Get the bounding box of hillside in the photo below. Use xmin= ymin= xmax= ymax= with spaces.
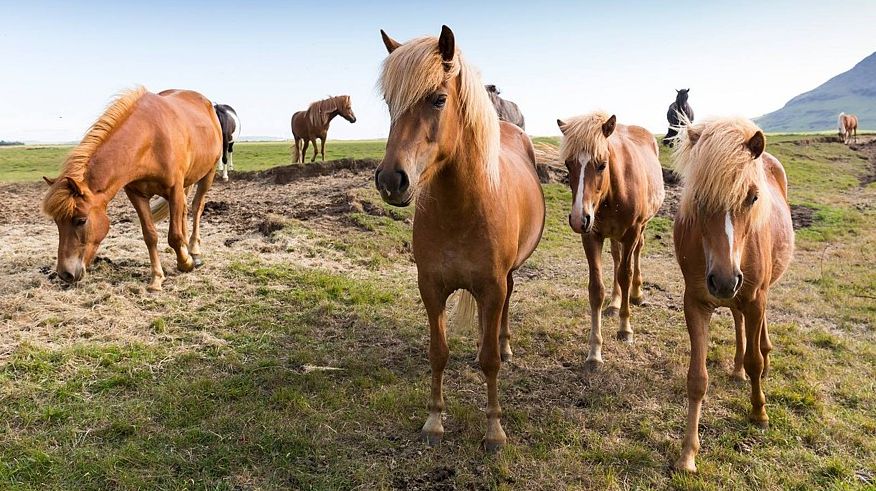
xmin=757 ymin=51 xmax=876 ymax=132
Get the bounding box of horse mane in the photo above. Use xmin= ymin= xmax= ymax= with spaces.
xmin=43 ymin=86 xmax=147 ymax=219
xmin=674 ymin=117 xmax=771 ymax=226
xmin=559 ymin=111 xmax=612 ymax=164
xmin=378 ymin=35 xmax=500 ymax=190
xmin=305 ymin=95 xmax=350 ymax=128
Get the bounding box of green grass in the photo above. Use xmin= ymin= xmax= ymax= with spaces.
xmin=1 ymin=134 xmax=875 ymax=489
xmin=0 ymin=140 xmax=387 ymax=182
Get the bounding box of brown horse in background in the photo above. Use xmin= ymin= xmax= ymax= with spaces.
xmin=291 ymin=95 xmax=356 ymax=163
xmin=671 ymin=117 xmax=794 ymax=472
xmin=838 ymin=112 xmax=858 ymax=144
xmin=557 ymin=112 xmax=664 ymax=370
xmin=375 ymin=26 xmax=545 ymax=452
xmin=43 ymin=87 xmax=222 ymax=291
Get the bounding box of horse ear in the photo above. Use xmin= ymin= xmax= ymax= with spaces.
xmin=686 ymin=126 xmax=702 ymax=145
xmin=557 ymin=119 xmax=567 ymax=134
xmin=380 ymin=29 xmax=401 ymax=53
xmin=43 ymin=176 xmax=56 ymax=186
xmin=438 ymin=25 xmax=455 ymax=64
xmin=65 ymin=177 xmax=83 ymax=197
xmin=602 ymin=115 xmax=617 ymax=137
xmin=747 ymin=131 xmax=765 ymax=159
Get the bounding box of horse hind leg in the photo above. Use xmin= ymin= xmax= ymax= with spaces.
xmin=630 ymin=231 xmax=647 ymax=306
xmin=188 ymin=172 xmax=215 ymax=268
xmin=168 ymin=184 xmax=194 ymax=272
xmin=301 ymin=140 xmax=310 ymax=164
xmin=499 ymin=272 xmax=514 ymax=363
xmin=310 ymin=139 xmax=318 ymax=162
xmin=615 ymin=231 xmax=638 ymax=344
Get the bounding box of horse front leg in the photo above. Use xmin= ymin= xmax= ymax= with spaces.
xmin=188 ymin=173 xmax=215 ymax=268
xmin=300 ymin=140 xmax=310 ymax=164
xmin=167 ymin=185 xmax=194 ymax=273
xmin=478 ymin=280 xmax=509 ymax=452
xmin=741 ymin=295 xmax=769 ymax=427
xmin=320 ymin=137 xmax=326 ymax=161
xmin=603 ymin=239 xmax=621 ymax=317
xmin=418 ymin=279 xmax=450 ymax=446
xmin=731 ymin=308 xmax=747 ymax=381
xmin=615 ymin=230 xmax=638 ymax=343
xmin=583 ymin=234 xmax=606 ymax=370
xmin=125 ymin=188 xmax=165 ymax=292
xmin=675 ymin=293 xmax=713 ymax=473
xmin=630 ymin=230 xmax=647 ymax=306
xmin=310 ymin=139 xmax=318 ymax=162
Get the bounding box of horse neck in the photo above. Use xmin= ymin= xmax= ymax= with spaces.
xmin=83 ymin=148 xmax=132 ymax=206
xmin=424 ymin=138 xmax=495 ymax=214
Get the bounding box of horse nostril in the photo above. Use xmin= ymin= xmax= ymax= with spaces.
xmin=707 ymin=274 xmax=717 ymax=292
xmin=58 ymin=270 xmax=74 ymax=283
xmin=582 ymin=215 xmax=591 ymax=231
xmin=735 ymin=273 xmax=744 ymax=291
xmin=397 ymin=171 xmax=409 ymax=193
xmin=374 ymin=169 xmax=381 ymax=189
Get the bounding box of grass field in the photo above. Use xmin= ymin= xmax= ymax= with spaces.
xmin=0 ymin=134 xmax=874 ymax=489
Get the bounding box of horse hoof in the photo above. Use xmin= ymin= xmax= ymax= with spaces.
xmin=616 ymin=331 xmax=634 ymax=344
xmin=146 ymin=284 xmax=163 ymax=293
xmin=731 ymin=370 xmax=747 ymax=382
xmin=673 ymin=457 xmax=697 ymax=473
xmin=178 ymin=259 xmax=194 ymax=273
xmin=192 ymin=255 xmax=204 ymax=269
xmin=750 ymin=416 xmax=769 ymax=430
xmin=421 ymin=431 xmax=443 ymax=447
xmin=584 ymin=358 xmax=604 ymax=372
xmin=603 ymin=306 xmax=619 ymax=318
xmin=501 ymin=351 xmax=513 ymax=363
xmin=630 ymin=296 xmax=648 ymax=307
xmin=482 ymin=439 xmax=505 ymax=454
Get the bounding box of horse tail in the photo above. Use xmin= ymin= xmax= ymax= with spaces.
xmin=150 ymin=186 xmax=193 ymax=222
xmin=450 ymin=289 xmax=477 ymax=333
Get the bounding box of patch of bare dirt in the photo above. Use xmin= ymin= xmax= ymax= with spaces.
xmin=849 ymin=138 xmax=876 ymax=186
xmin=791 ymin=204 xmax=815 ymax=229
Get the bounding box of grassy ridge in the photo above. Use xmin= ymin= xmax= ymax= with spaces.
xmin=0 ymin=135 xmax=874 ymax=489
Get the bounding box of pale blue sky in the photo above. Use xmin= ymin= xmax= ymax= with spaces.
xmin=1 ymin=0 xmax=874 ymax=142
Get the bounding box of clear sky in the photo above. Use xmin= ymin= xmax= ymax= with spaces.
xmin=1 ymin=0 xmax=874 ymax=142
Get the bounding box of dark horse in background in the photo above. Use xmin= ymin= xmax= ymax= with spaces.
xmin=485 ymin=85 xmax=526 ymax=130
xmin=291 ymin=95 xmax=356 ymax=163
xmin=214 ymin=104 xmax=240 ymax=181
xmin=663 ymin=88 xmax=694 ymax=147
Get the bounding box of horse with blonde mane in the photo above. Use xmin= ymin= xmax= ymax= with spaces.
xmin=42 ymin=87 xmax=222 ymax=291
xmin=671 ymin=117 xmax=794 ymax=472
xmin=557 ymin=112 xmax=664 ymax=370
xmin=375 ymin=26 xmax=545 ymax=452
xmin=290 ymin=95 xmax=356 ymax=163
xmin=838 ymin=112 xmax=858 ymax=144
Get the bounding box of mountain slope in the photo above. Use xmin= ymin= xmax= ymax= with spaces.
xmin=756 ymin=51 xmax=876 ymax=132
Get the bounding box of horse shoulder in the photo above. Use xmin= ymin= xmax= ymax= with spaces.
xmin=761 ymin=152 xmax=789 ymax=203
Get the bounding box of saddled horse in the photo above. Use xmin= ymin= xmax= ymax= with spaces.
xmin=291 ymin=95 xmax=356 ymax=163
xmin=663 ymin=88 xmax=694 ymax=147
xmin=42 ymin=87 xmax=222 ymax=292
xmin=557 ymin=112 xmax=664 ymax=370
xmin=838 ymin=112 xmax=858 ymax=144
xmin=214 ymin=103 xmax=240 ymax=181
xmin=375 ymin=26 xmax=545 ymax=451
xmin=671 ymin=117 xmax=794 ymax=472
xmin=485 ymin=84 xmax=525 ymax=130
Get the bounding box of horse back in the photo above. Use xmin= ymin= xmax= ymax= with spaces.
xmin=153 ymin=90 xmax=222 ymax=182
xmin=611 ymin=124 xmax=665 ymax=220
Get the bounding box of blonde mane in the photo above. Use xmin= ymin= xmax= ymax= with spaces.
xmin=43 ymin=86 xmax=147 ymax=218
xmin=306 ymin=95 xmax=351 ymax=128
xmin=378 ymin=36 xmax=500 ymax=190
xmin=673 ymin=117 xmax=771 ymax=225
xmin=559 ymin=111 xmax=613 ymax=163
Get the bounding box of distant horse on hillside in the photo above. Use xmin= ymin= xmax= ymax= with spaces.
xmin=485 ymin=85 xmax=526 ymax=130
xmin=838 ymin=112 xmax=858 ymax=144
xmin=671 ymin=117 xmax=794 ymax=473
xmin=214 ymin=103 xmax=240 ymax=181
xmin=291 ymin=95 xmax=356 ymax=163
xmin=43 ymin=87 xmax=222 ymax=291
xmin=663 ymin=88 xmax=694 ymax=146
xmin=376 ymin=26 xmax=545 ymax=452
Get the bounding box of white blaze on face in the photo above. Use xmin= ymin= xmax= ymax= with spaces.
xmin=725 ymin=212 xmax=738 ymax=268
xmin=572 ymin=151 xmax=592 ymax=222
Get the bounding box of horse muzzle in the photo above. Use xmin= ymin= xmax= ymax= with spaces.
xmin=374 ymin=167 xmax=413 ymax=207
xmin=57 ymin=261 xmax=85 ymax=284
xmin=706 ymin=270 xmax=743 ymax=299
xmin=568 ymin=212 xmax=593 ymax=234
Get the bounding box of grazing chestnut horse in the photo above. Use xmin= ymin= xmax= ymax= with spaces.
xmin=838 ymin=112 xmax=858 ymax=144
xmin=290 ymin=95 xmax=356 ymax=163
xmin=42 ymin=87 xmax=222 ymax=291
xmin=557 ymin=112 xmax=664 ymax=370
xmin=375 ymin=26 xmax=545 ymax=451
xmin=672 ymin=117 xmax=794 ymax=472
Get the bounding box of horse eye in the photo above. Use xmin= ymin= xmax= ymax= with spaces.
xmin=433 ymin=95 xmax=447 ymax=108
xmin=73 ymin=217 xmax=87 ymax=226
xmin=596 ymin=162 xmax=607 ymax=172
xmin=748 ymin=193 xmax=759 ymax=206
